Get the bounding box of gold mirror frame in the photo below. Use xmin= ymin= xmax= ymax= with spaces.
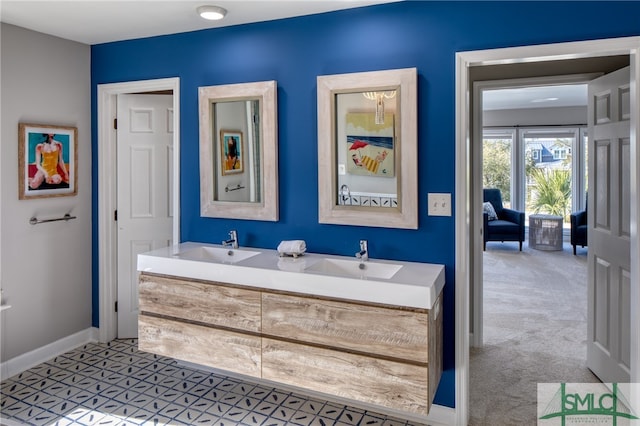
xmin=317 ymin=68 xmax=418 ymax=229
xmin=199 ymin=80 xmax=278 ymax=221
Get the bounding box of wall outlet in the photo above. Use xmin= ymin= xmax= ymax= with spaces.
xmin=428 ymin=193 xmax=451 ymax=216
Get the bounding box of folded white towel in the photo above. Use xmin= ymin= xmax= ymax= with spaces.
xmin=277 ymin=257 xmax=307 ymax=272
xmin=277 ymin=240 xmax=306 ymax=255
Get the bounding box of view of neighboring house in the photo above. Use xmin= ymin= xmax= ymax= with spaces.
xmin=524 ymin=137 xmax=575 ymax=222
xmin=527 ymin=139 xmax=572 ymax=170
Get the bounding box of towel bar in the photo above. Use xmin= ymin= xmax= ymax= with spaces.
xmin=29 ymin=213 xmax=77 ymax=225
xmin=225 ymin=184 xmax=245 ymax=192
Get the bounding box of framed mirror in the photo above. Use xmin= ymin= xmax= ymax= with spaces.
xmin=199 ymin=80 xmax=278 ymax=221
xmin=317 ymin=68 xmax=417 ymax=229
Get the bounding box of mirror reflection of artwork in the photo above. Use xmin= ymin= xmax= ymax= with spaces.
xmin=199 ymin=80 xmax=278 ymax=220
xmin=346 ymin=112 xmax=394 ymax=178
xmin=220 ymin=130 xmax=243 ymax=175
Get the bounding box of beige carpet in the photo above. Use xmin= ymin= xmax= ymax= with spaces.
xmin=469 ymin=242 xmax=599 ymax=425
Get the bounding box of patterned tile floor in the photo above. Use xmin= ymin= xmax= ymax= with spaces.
xmin=0 ymin=339 xmax=428 ymax=426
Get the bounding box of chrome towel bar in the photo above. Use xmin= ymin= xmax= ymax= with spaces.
xmin=225 ymin=184 xmax=245 ymax=192
xmin=29 ymin=213 xmax=77 ymax=225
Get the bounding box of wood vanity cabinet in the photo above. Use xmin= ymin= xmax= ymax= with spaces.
xmin=138 ymin=272 xmax=442 ymax=416
xmin=138 ymin=274 xmax=262 ymax=377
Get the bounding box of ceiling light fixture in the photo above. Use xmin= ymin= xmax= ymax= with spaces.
xmin=531 ymin=97 xmax=559 ymax=103
xmin=197 ymin=5 xmax=227 ymax=21
xmin=363 ymin=91 xmax=396 ymax=124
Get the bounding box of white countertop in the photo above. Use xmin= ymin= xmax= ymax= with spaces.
xmin=137 ymin=242 xmax=445 ymax=310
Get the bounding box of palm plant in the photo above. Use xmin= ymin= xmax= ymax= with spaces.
xmin=528 ymin=168 xmax=572 ymax=220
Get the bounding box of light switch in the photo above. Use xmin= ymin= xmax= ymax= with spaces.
xmin=428 ymin=193 xmax=451 ymax=216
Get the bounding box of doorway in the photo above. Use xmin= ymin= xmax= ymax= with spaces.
xmin=116 ymin=93 xmax=175 ymax=338
xmin=473 ymin=75 xmax=595 ymax=347
xmin=471 ymin=80 xmax=594 ymax=425
xmin=472 ymin=68 xmax=632 ymax=425
xmin=454 ymin=38 xmax=640 ymax=425
xmin=97 ymin=77 xmax=181 ymax=343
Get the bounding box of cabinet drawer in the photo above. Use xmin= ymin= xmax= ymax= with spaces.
xmin=262 ymin=338 xmax=430 ymax=415
xmin=139 ymin=315 xmax=261 ymax=378
xmin=262 ymin=293 xmax=428 ymax=363
xmin=139 ymin=274 xmax=261 ymax=332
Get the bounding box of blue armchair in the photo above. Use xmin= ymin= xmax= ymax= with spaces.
xmin=483 ymin=188 xmax=525 ymax=251
xmin=570 ymin=207 xmax=587 ymax=255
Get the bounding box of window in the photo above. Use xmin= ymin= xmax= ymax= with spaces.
xmin=482 ymin=129 xmax=515 ymax=209
xmin=553 ymin=148 xmax=567 ymax=159
xmin=483 ymin=127 xmax=585 ymax=229
xmin=523 ymin=132 xmax=575 ymax=225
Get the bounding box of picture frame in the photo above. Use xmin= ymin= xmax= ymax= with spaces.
xmin=220 ymin=130 xmax=244 ymax=175
xmin=345 ymin=112 xmax=395 ymax=178
xmin=18 ymin=123 xmax=78 ymax=200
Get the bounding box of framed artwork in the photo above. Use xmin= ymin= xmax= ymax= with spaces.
xmin=345 ymin=112 xmax=395 ymax=178
xmin=220 ymin=130 xmax=244 ymax=175
xmin=18 ymin=123 xmax=78 ymax=199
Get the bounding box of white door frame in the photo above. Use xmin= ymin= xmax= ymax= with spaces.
xmin=97 ymin=78 xmax=181 ymax=343
xmin=455 ymin=37 xmax=640 ymax=425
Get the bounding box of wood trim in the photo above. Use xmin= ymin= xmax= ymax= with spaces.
xmin=317 ymin=68 xmax=418 ymax=229
xmin=199 ymin=80 xmax=278 ymax=221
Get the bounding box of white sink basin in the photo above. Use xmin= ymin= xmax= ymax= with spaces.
xmin=175 ymin=246 xmax=260 ymax=264
xmin=305 ymin=258 xmax=402 ymax=280
xmin=139 ymin=242 xmax=446 ymax=309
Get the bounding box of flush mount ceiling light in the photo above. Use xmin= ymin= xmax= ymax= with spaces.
xmin=197 ymin=5 xmax=227 ymax=21
xmin=531 ymin=97 xmax=559 ymax=103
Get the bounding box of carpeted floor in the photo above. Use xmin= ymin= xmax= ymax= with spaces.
xmin=469 ymin=242 xmax=599 ymax=426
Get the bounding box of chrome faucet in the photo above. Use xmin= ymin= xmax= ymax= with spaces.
xmin=356 ymin=239 xmax=368 ymax=262
xmin=222 ymin=230 xmax=238 ymax=249
xmin=340 ymin=184 xmax=351 ymax=205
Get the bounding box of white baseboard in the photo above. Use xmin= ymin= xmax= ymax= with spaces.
xmin=426 ymin=404 xmax=456 ymax=425
xmin=0 ymin=327 xmax=98 ymax=380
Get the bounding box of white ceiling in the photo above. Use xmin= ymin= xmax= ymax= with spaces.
xmin=1 ymin=1 xmax=588 ymax=111
xmin=483 ymin=84 xmax=588 ymax=111
xmin=0 ymin=0 xmax=399 ymax=45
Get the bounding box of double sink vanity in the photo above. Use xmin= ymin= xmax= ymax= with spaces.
xmin=137 ymin=66 xmax=443 ymax=420
xmin=137 ymin=242 xmax=445 ymax=418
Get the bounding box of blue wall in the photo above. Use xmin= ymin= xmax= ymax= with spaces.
xmin=91 ymin=1 xmax=640 ymax=409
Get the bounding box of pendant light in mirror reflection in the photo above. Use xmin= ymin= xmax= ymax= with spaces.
xmin=317 ymin=68 xmax=418 ymax=229
xmin=362 ymin=91 xmax=396 ymax=125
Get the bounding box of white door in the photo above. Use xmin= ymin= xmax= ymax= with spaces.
xmin=586 ymin=66 xmax=631 ymax=383
xmin=117 ymin=94 xmax=174 ymax=338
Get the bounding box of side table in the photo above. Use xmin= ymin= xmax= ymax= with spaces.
xmin=529 ymin=214 xmax=563 ymax=251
